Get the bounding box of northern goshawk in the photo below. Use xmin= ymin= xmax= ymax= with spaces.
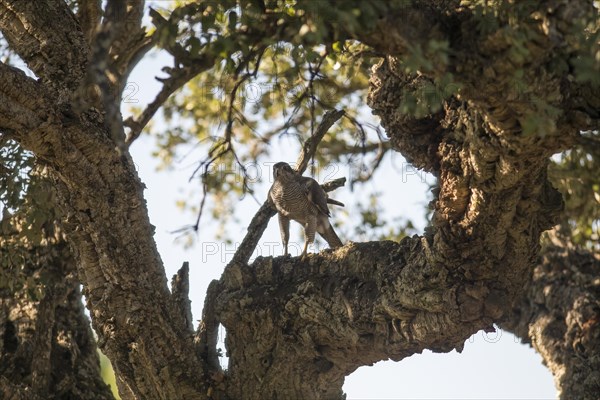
xmin=268 ymin=162 xmax=343 ymax=259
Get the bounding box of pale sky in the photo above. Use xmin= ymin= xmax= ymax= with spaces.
xmin=126 ymin=48 xmax=557 ymax=399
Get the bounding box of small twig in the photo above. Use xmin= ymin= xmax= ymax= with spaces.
xmin=350 ymin=143 xmax=390 ymax=186
xmin=321 ymin=177 xmax=346 ymax=193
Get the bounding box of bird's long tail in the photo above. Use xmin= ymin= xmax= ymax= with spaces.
xmin=321 ymin=224 xmax=343 ymax=248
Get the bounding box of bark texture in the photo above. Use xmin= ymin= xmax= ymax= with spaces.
xmin=502 ymin=246 xmax=600 ymax=399
xmin=1 ymin=1 xmax=598 ymax=399
xmin=209 ymin=57 xmax=568 ymax=398
xmin=1 ymin=2 xmax=209 ymax=399
xmin=0 ymin=238 xmax=113 ymax=400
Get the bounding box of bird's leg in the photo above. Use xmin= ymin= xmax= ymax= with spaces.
xmin=278 ymin=214 xmax=290 ymax=256
xmin=301 ymin=217 xmax=316 ymax=261
xmin=300 ymin=240 xmax=310 ymax=261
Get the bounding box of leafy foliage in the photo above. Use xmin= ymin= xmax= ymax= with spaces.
xmin=126 ymin=0 xmax=600 ymax=247
xmin=0 ymin=139 xmax=33 ymax=212
xmin=549 ymin=132 xmax=600 ymax=250
xmin=1 ymin=0 xmax=599 ymax=250
xmin=0 ymin=139 xmax=61 ymax=294
xmin=141 ymin=1 xmax=392 ymax=242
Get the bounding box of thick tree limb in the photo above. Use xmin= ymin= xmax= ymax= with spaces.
xmin=82 ymin=0 xmax=129 ymax=147
xmin=0 ymin=62 xmax=52 ymax=133
xmin=74 ymin=0 xmax=151 ymax=149
xmin=0 ymin=0 xmax=87 ymax=94
xmin=347 ymin=0 xmax=596 ymax=140
xmin=0 ymin=377 xmax=43 ymax=400
xmin=4 ymin=106 xmax=208 ymax=398
xmin=56 ymin=150 xmax=206 ymax=399
xmin=502 ymin=246 xmax=600 ymax=399
xmin=110 ymin=0 xmax=153 ymax=88
xmin=109 ymin=0 xmax=146 ymax=62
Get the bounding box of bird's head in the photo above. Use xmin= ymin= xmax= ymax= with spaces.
xmin=273 ymin=162 xmax=295 ymax=180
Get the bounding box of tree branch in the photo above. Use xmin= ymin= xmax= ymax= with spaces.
xmin=76 ymin=0 xmax=102 ymax=44
xmin=123 ymin=7 xmax=217 ymax=146
xmin=0 ymin=377 xmax=43 ymax=400
xmin=5 ymin=102 xmax=208 ymax=398
xmin=81 ymin=0 xmax=128 ymax=148
xmin=212 ymin=239 xmax=497 ymax=397
xmin=111 ymin=0 xmax=153 ymax=86
xmin=0 ymin=0 xmax=87 ymax=92
xmin=348 ymin=0 xmax=594 ymax=140
xmin=73 ymin=1 xmax=149 ymax=150
xmin=0 ymin=62 xmax=52 ymax=133
xmin=502 ymin=245 xmax=600 ymax=398
xmin=0 ymin=217 xmax=114 ymax=400
xmin=295 ymin=109 xmax=345 ymax=173
xmin=124 ymin=63 xmax=212 ymax=146
xmin=197 ymin=280 xmax=223 ymax=372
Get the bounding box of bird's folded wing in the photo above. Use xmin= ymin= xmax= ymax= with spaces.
xmin=301 ymin=177 xmax=331 ymax=216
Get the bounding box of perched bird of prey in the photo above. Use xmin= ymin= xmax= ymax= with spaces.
xmin=268 ymin=162 xmax=343 ymax=259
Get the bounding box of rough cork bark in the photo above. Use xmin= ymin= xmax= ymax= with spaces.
xmin=0 ymin=238 xmax=113 ymax=400
xmin=502 ymin=246 xmax=600 ymax=399
xmin=1 ymin=1 xmax=598 ymax=399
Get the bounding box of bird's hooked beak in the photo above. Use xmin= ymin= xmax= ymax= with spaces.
xmin=273 ymin=162 xmax=292 ymax=179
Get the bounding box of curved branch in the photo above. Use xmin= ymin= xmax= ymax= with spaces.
xmin=295 ymin=109 xmax=345 ymax=173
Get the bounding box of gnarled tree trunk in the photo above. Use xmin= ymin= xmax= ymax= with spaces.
xmin=1 ymin=1 xmax=599 ymax=399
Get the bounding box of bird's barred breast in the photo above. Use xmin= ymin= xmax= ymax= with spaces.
xmin=271 ymin=180 xmax=315 ymax=222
